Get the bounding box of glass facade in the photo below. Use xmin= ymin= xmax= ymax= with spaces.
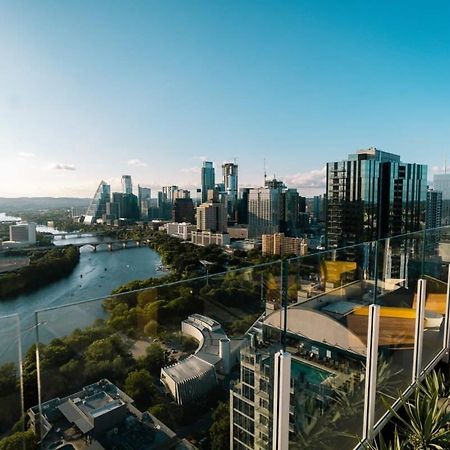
xmin=326 ymin=148 xmax=427 ymax=249
xmin=85 ymin=180 xmax=111 ymax=223
xmin=201 ymin=161 xmax=215 ymax=203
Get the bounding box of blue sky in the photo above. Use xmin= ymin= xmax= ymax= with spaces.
xmin=0 ymin=0 xmax=449 ymax=197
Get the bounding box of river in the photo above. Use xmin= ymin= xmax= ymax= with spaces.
xmin=0 ymin=244 xmax=163 ymax=363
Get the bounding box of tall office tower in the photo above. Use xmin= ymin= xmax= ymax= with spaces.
xmin=280 ymin=188 xmax=300 ymax=236
xmin=298 ymin=196 xmax=306 ymax=214
xmin=237 ymin=188 xmax=250 ymax=224
xmin=121 ymin=175 xmax=133 ymax=195
xmin=311 ymin=195 xmax=326 ymax=221
xmin=85 ymin=180 xmax=111 ymax=224
xmin=172 ymin=198 xmax=195 ymax=223
xmin=248 ymin=187 xmax=282 ymax=238
xmin=138 ymin=185 xmax=151 ymax=204
xmin=105 ymin=201 xmax=119 ymax=220
xmin=196 ymin=201 xmax=227 ymax=232
xmin=426 ymin=189 xmax=442 ymax=229
xmin=222 ymin=162 xmax=239 ymax=200
xmin=176 ymin=189 xmax=191 ymax=199
xmin=201 ymin=161 xmax=215 ymax=203
xmin=326 ymin=148 xmax=427 ymax=249
xmin=223 ymin=162 xmax=239 ymax=220
xmin=112 ymin=192 xmax=139 ymax=220
xmin=162 ymin=185 xmax=179 ymax=204
xmin=433 ymin=174 xmax=450 ymax=225
xmin=138 ymin=185 xmax=151 ymax=219
xmin=265 ymin=178 xmax=285 ymax=190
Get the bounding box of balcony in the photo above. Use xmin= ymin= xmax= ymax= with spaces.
xmin=1 ymin=226 xmax=450 ymax=449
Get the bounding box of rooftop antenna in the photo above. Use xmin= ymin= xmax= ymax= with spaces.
xmin=445 ymin=157 xmax=447 ymax=174
xmin=264 ymin=158 xmax=267 ymax=184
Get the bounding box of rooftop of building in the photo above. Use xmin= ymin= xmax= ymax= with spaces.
xmin=263 ymin=275 xmax=446 ymax=355
xmin=28 ymin=379 xmax=184 ymax=450
xmin=161 ymin=314 xmax=243 ymax=383
xmin=348 ymin=147 xmax=401 ymax=162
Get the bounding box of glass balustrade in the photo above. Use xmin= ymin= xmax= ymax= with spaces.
xmin=1 ymin=227 xmax=450 ymax=450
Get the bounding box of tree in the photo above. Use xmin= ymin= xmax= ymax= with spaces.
xmin=149 ymin=403 xmax=184 ymax=429
xmin=0 ymin=430 xmax=37 ymax=450
xmin=143 ymin=319 xmax=158 ymax=336
xmin=0 ymin=363 xmax=17 ymax=393
xmin=209 ymin=401 xmax=230 ymax=450
xmin=138 ymin=343 xmax=167 ymax=376
xmin=124 ymin=369 xmax=157 ymax=410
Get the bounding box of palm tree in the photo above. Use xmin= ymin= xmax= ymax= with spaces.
xmin=368 ymin=370 xmax=450 ymax=450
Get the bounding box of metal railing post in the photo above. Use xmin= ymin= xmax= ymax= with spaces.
xmin=281 ymin=259 xmax=288 ymax=351
xmin=35 ymin=312 xmax=44 ymax=444
xmin=412 ymin=279 xmax=426 ymax=381
xmin=15 ymin=315 xmax=26 ymax=450
xmin=443 ymin=266 xmax=450 ymax=353
xmin=362 ymin=304 xmax=380 ymax=442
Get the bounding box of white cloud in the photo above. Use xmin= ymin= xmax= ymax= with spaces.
xmin=17 ymin=151 xmax=35 ymax=158
xmin=181 ymin=167 xmax=201 ymax=174
xmin=127 ymin=159 xmax=147 ymax=167
xmin=431 ymin=165 xmax=447 ymax=174
xmin=284 ymin=166 xmax=326 ymax=189
xmin=51 ymin=163 xmax=76 ymax=171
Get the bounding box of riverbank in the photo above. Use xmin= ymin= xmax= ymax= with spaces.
xmin=0 ymin=246 xmax=80 ymax=300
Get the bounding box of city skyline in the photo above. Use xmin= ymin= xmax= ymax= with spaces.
xmin=1 ymin=1 xmax=450 ymax=197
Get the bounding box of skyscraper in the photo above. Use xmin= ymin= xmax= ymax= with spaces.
xmin=121 ymin=175 xmax=133 ymax=195
xmin=222 ymin=162 xmax=238 ymax=201
xmin=326 ymin=148 xmax=427 ymax=248
xmin=426 ymin=189 xmax=442 ymax=229
xmin=280 ymin=188 xmax=300 ymax=236
xmin=237 ymin=188 xmax=250 ymax=224
xmin=201 ymin=161 xmax=215 ymax=203
xmin=138 ymin=185 xmax=151 ymax=220
xmin=85 ymin=180 xmax=111 ymax=224
xmin=112 ymin=192 xmax=139 ymax=220
xmin=433 ymin=173 xmax=450 ymax=225
xmin=162 ymin=185 xmax=179 ymax=204
xmin=248 ymin=186 xmax=281 ymax=238
xmin=172 ymin=198 xmax=195 ymax=223
xmin=196 ymin=201 xmax=227 ymax=232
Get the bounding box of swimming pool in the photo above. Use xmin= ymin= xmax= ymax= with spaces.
xmin=291 ymin=358 xmax=333 ymax=385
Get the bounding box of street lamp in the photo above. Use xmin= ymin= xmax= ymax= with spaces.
xmin=199 ymin=259 xmax=214 ymax=286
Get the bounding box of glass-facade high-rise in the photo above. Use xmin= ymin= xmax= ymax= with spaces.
xmin=326 ymin=148 xmax=427 ymax=249
xmin=121 ymin=175 xmax=133 ymax=195
xmin=248 ymin=187 xmax=281 ymax=238
xmin=201 ymin=161 xmax=215 ymax=203
xmin=84 ymin=180 xmax=111 ymax=224
xmin=138 ymin=185 xmax=151 ymax=220
xmin=433 ymin=173 xmax=450 ymax=225
xmin=223 ymin=162 xmax=239 ymax=201
xmin=426 ymin=189 xmax=442 ymax=229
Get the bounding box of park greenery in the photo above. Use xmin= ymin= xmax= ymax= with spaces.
xmin=117 ymin=229 xmax=280 ymax=277
xmin=0 ymin=318 xmax=228 ymax=446
xmin=209 ymin=401 xmax=230 ymax=450
xmin=0 ymin=430 xmax=37 ymax=450
xmin=0 ymin=228 xmax=285 ymax=447
xmin=0 ymin=246 xmax=80 ymax=299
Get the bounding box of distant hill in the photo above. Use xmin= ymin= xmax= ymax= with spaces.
xmin=0 ymin=197 xmax=91 ymax=211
